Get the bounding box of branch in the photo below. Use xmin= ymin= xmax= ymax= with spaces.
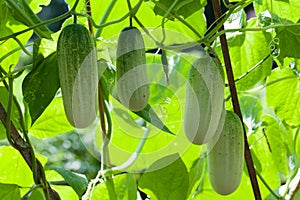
xmin=211 ymin=1 xmax=262 ymax=200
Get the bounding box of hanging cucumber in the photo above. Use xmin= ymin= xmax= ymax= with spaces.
xmin=116 ymin=26 xmax=149 ymax=111
xmin=207 ymin=110 xmax=244 ymax=195
xmin=57 ymin=24 xmax=98 ymax=128
xmin=184 ymin=54 xmax=224 ymax=144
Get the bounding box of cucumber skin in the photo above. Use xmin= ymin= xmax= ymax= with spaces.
xmin=207 ymin=110 xmax=244 ymax=195
xmin=116 ymin=26 xmax=149 ymax=111
xmin=57 ymin=24 xmax=98 ymax=128
xmin=184 ymin=55 xmax=224 ymax=145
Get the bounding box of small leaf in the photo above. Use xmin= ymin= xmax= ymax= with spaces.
xmin=51 ymin=167 xmax=88 ymax=197
xmin=138 ymin=154 xmax=189 ymax=200
xmin=134 ymin=104 xmax=174 ymax=134
xmin=0 ymin=183 xmax=20 ymax=200
xmin=22 ymin=52 xmax=60 ymax=124
xmin=240 ymin=95 xmax=263 ymax=132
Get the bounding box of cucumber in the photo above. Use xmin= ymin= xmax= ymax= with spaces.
xmin=207 ymin=110 xmax=244 ymax=195
xmin=116 ymin=26 xmax=149 ymax=111
xmin=184 ymin=55 xmax=224 ymax=144
xmin=57 ymin=24 xmax=98 ymax=128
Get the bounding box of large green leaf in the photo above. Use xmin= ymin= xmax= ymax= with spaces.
xmin=5 ymin=0 xmax=52 ymax=39
xmin=51 ymin=167 xmax=88 ymax=197
xmin=259 ymin=10 xmax=300 ymax=61
xmin=0 ymin=146 xmax=47 ymax=187
xmin=254 ymin=0 xmax=300 ymax=23
xmin=153 ymin=0 xmax=206 ymax=20
xmin=22 ymin=52 xmax=60 ymax=124
xmin=0 ymin=183 xmax=20 ymax=200
xmin=247 ymin=129 xmax=281 ymax=192
xmin=29 ymin=97 xmax=74 ymax=138
xmin=262 ymin=115 xmax=290 ymax=175
xmin=266 ymin=67 xmax=300 ymax=126
xmin=0 ymin=4 xmax=32 ymax=71
xmin=214 ymin=19 xmax=273 ymax=90
xmin=138 ymin=154 xmax=189 ymax=200
xmin=91 ymin=173 xmax=137 ymax=200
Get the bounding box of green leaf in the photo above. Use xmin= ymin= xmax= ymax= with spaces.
xmin=0 ymin=4 xmax=32 ymax=71
xmin=45 ymin=170 xmax=78 ymax=199
xmin=134 ymin=104 xmax=174 ymax=134
xmin=138 ymin=154 xmax=189 ymax=200
xmin=187 ymin=158 xmax=204 ymax=197
xmin=27 ymin=188 xmax=46 ymax=200
xmin=248 ymin=129 xmax=281 ymax=191
xmin=92 ymin=173 xmax=137 ymax=200
xmin=0 ymin=183 xmax=20 ymax=200
xmin=276 ymin=20 xmax=300 ymax=60
xmin=0 ymin=146 xmax=46 ymax=187
xmin=5 ymin=0 xmax=52 ymax=39
xmin=266 ymin=67 xmax=300 ymax=126
xmin=262 ymin=115 xmax=290 ymax=175
xmin=240 ymin=95 xmax=263 ymax=131
xmin=214 ymin=19 xmax=273 ymax=90
xmin=26 ymin=0 xmax=51 ymax=13
xmin=153 ymin=0 xmax=205 ymax=20
xmin=29 ymin=97 xmax=74 ymax=138
xmin=51 ymin=167 xmax=88 ymax=197
xmin=0 ymin=87 xmax=23 ymax=136
xmin=254 ymin=0 xmax=300 ymax=23
xmin=22 ymin=52 xmax=60 ymax=124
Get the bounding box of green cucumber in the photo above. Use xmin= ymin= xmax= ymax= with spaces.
xmin=184 ymin=55 xmax=224 ymax=144
xmin=116 ymin=26 xmax=149 ymax=111
xmin=207 ymin=110 xmax=244 ymax=195
xmin=57 ymin=24 xmax=98 ymax=128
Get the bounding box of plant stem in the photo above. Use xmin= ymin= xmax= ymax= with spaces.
xmin=94 ymin=0 xmax=117 ymax=38
xmin=211 ymin=1 xmax=262 ymax=199
xmin=85 ymin=0 xmax=93 ymax=34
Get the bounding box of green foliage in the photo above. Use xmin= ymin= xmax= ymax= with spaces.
xmin=0 ymin=183 xmax=20 ymax=200
xmin=51 ymin=167 xmax=88 ymax=197
xmin=138 ymin=154 xmax=189 ymax=200
xmin=92 ymin=173 xmax=137 ymax=200
xmin=22 ymin=52 xmax=60 ymax=124
xmin=1 ymin=0 xmax=300 ymax=199
xmin=266 ymin=67 xmax=300 ymax=126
